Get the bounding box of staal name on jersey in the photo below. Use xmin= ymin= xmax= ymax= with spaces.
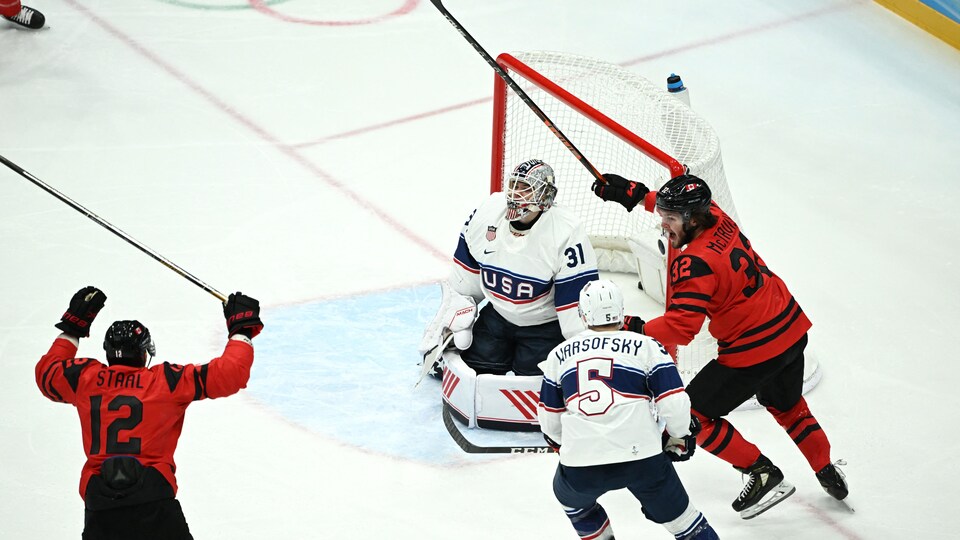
xmin=96 ymin=370 xmax=145 ymax=389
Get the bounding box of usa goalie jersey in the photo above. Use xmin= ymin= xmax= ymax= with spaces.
xmin=450 ymin=192 xmax=599 ymax=339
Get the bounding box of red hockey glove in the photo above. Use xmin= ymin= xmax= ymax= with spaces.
xmin=55 ymin=286 xmax=106 ymax=338
xmin=592 ymin=173 xmax=649 ymax=212
xmin=622 ymin=315 xmax=645 ymax=334
xmin=224 ymin=292 xmax=264 ymax=339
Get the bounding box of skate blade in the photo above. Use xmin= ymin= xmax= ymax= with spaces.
xmin=740 ymin=481 xmax=796 ymax=520
xmin=832 ymin=495 xmax=855 ymax=513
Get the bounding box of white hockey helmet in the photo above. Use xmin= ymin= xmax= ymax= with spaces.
xmin=505 ymin=159 xmax=557 ymax=221
xmin=578 ymin=279 xmax=625 ymax=328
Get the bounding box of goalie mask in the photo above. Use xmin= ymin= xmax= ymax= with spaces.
xmin=103 ymin=320 xmax=156 ymax=367
xmin=578 ymin=279 xmax=624 ymax=327
xmin=505 ymin=159 xmax=557 ymax=222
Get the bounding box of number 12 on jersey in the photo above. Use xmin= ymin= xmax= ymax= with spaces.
xmin=89 ymin=395 xmax=143 ymax=455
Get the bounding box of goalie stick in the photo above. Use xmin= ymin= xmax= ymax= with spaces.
xmin=429 ymin=0 xmax=607 ymax=186
xmin=442 ymin=402 xmax=556 ymax=454
xmin=0 ymin=153 xmax=228 ymax=303
xmin=414 ymin=332 xmax=454 ymax=388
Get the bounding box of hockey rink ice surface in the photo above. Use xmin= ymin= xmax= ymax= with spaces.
xmin=2 ymin=1 xmax=959 ymax=538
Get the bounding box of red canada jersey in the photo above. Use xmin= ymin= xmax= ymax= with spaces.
xmin=642 ymin=195 xmax=811 ymax=367
xmin=36 ymin=336 xmax=254 ymax=500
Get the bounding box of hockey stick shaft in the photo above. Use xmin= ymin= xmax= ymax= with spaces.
xmin=414 ymin=332 xmax=454 ymax=388
xmin=0 ymin=153 xmax=228 ymax=303
xmin=430 ymin=0 xmax=606 ymax=185
xmin=442 ymin=402 xmax=556 ymax=454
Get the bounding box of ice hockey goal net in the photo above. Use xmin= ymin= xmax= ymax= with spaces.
xmin=490 ymin=51 xmax=821 ymax=397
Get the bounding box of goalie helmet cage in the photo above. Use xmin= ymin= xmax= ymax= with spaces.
xmin=489 ymin=51 xmax=821 ymax=395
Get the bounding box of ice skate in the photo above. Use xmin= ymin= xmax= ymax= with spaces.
xmin=3 ymin=5 xmax=44 ymax=29
xmin=817 ymin=460 xmax=854 ymax=512
xmin=732 ymin=454 xmax=796 ymax=519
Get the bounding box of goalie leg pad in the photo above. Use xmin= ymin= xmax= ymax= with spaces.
xmin=440 ymin=353 xmax=478 ymax=428
xmin=475 ymin=373 xmax=542 ymax=431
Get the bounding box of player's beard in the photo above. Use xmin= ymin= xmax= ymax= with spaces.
xmin=665 ymin=222 xmax=698 ymax=248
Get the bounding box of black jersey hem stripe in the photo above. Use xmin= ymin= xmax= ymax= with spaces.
xmin=719 ymin=298 xmax=799 ymax=348
xmin=672 ymin=291 xmax=711 ymax=301
xmin=718 ymin=306 xmax=804 ymax=356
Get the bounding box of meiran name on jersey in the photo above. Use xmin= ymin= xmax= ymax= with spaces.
xmin=451 ymin=192 xmax=599 ymax=338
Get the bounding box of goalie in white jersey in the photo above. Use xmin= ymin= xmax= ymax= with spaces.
xmin=538 ymin=280 xmax=719 ymax=540
xmin=420 ymin=159 xmax=599 ymax=376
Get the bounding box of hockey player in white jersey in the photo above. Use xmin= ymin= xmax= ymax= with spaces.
xmin=420 ymin=159 xmax=599 ymax=377
xmin=538 ymin=280 xmax=719 ymax=540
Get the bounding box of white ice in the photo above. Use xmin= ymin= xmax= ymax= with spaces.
xmin=1 ymin=0 xmax=959 ymax=538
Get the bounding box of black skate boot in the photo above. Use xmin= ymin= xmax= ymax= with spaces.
xmin=816 ymin=462 xmax=849 ymax=501
xmin=3 ymin=5 xmax=45 ymax=29
xmin=732 ymin=454 xmax=796 ymax=519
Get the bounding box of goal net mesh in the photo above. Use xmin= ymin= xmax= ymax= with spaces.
xmin=491 ymin=51 xmax=735 ymax=382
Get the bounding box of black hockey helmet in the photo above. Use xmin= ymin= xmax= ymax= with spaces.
xmin=103 ymin=320 xmax=156 ymax=367
xmin=655 ymin=173 xmax=712 ymax=221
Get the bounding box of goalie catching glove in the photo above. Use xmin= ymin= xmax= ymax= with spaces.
xmin=418 ymin=281 xmax=477 ymax=374
xmin=662 ymin=416 xmax=701 ymax=462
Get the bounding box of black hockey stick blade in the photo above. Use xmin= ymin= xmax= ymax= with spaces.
xmin=442 ymin=402 xmax=556 ymax=454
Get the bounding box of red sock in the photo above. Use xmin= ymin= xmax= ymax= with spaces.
xmin=693 ymin=410 xmax=761 ymax=469
xmin=0 ymin=1 xmax=22 ymax=18
xmin=768 ymin=397 xmax=832 ymax=471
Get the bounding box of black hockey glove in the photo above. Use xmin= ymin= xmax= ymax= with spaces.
xmin=55 ymin=286 xmax=106 ymax=338
xmin=662 ymin=416 xmax=701 ymax=462
xmin=543 ymin=434 xmax=561 ymax=452
xmin=622 ymin=315 xmax=645 ymax=334
xmin=224 ymin=292 xmax=264 ymax=339
xmin=592 ymin=173 xmax=649 ymax=212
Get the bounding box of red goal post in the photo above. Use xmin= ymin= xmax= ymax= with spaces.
xmin=489 ymin=51 xmax=821 ymax=399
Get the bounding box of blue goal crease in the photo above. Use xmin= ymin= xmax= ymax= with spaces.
xmin=247 ymin=285 xmax=540 ymax=464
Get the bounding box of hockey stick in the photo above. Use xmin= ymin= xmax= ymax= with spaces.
xmin=442 ymin=402 xmax=556 ymax=454
xmin=429 ymin=0 xmax=606 ymax=185
xmin=414 ymin=332 xmax=454 ymax=388
xmin=0 ymin=153 xmax=228 ymax=303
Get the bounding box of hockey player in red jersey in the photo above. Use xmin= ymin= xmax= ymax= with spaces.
xmin=0 ymin=1 xmax=45 ymax=29
xmin=593 ymin=172 xmax=848 ymax=519
xmin=36 ymin=286 xmax=263 ymax=539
